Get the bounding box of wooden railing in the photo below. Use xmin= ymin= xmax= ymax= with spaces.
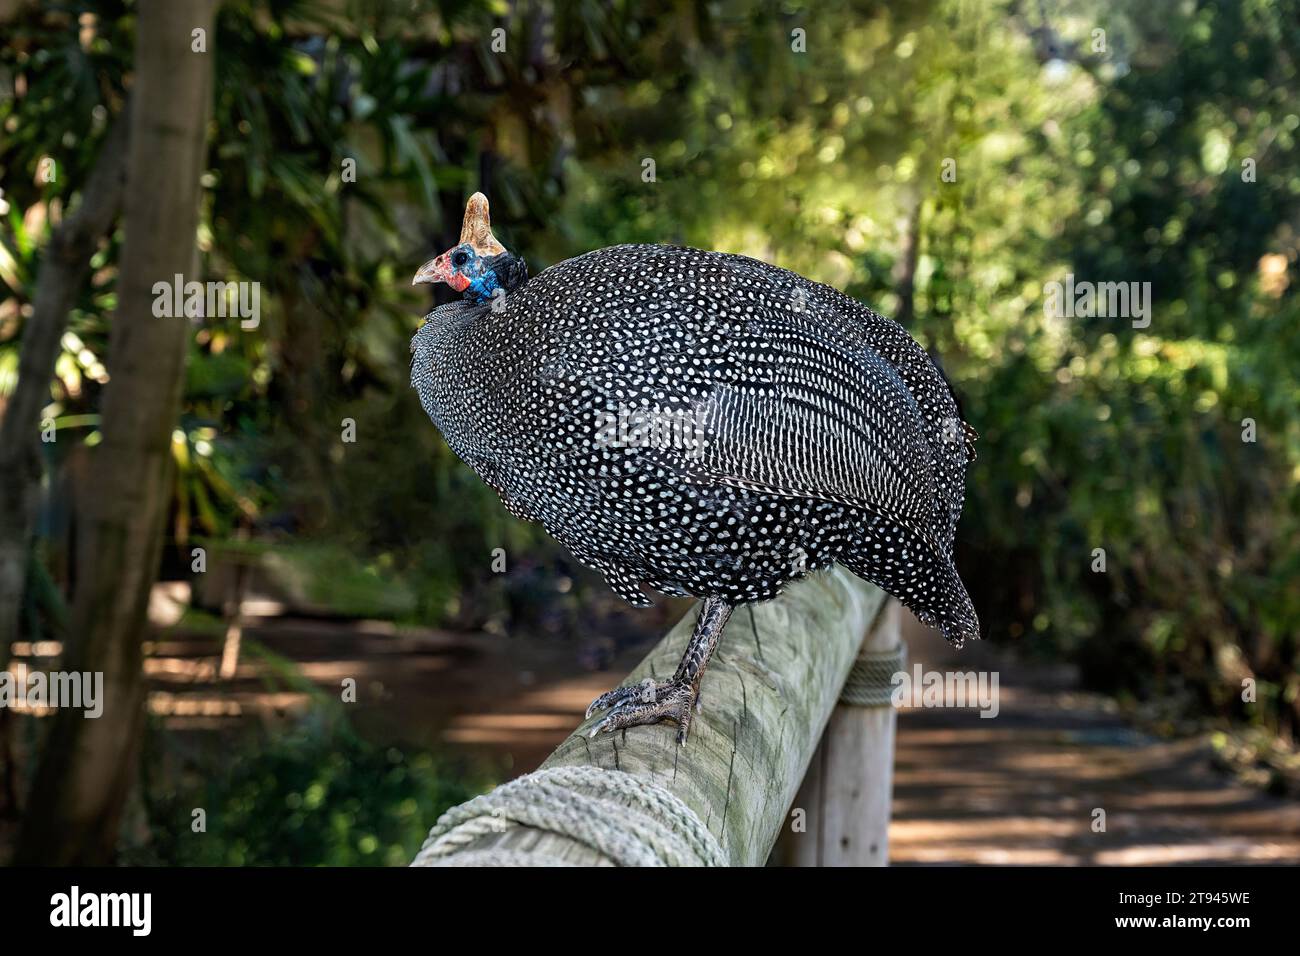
xmin=413 ymin=568 xmax=902 ymax=867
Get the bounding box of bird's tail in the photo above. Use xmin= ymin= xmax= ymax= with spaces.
xmin=841 ymin=518 xmax=980 ymax=647
xmin=909 ymin=564 xmax=980 ymax=648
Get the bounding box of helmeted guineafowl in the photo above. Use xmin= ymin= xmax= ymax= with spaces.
xmin=412 ymin=193 xmax=979 ymax=743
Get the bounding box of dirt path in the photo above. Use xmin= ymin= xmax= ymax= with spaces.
xmin=890 ymin=620 xmax=1300 ymax=865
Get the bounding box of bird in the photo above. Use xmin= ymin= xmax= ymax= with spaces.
xmin=411 ymin=193 xmax=979 ymax=744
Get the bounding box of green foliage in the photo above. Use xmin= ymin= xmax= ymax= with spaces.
xmin=139 ymin=717 xmax=488 ymax=866
xmin=949 ymin=0 xmax=1300 ymax=728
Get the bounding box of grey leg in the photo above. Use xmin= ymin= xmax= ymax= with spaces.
xmin=585 ymin=597 xmax=734 ymax=745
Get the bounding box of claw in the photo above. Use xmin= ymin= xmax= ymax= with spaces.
xmin=582 ymin=678 xmax=700 ymax=742
xmin=586 ymin=696 xmax=642 ymax=737
xmin=584 ymin=689 xmax=622 ymax=720
xmin=585 ymin=679 xmax=656 ymax=719
xmin=588 ymin=712 xmax=625 ymax=738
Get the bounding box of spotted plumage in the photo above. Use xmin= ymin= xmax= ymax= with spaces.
xmin=412 ymin=195 xmax=979 ymax=743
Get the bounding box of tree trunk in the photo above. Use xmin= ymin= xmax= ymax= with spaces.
xmin=0 ymin=102 xmax=130 ymax=821
xmin=13 ymin=0 xmax=218 ymax=865
xmin=0 ymin=104 xmax=131 ymax=668
xmin=894 ymin=193 xmax=922 ymax=327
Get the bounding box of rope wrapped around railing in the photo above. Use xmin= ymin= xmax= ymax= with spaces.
xmin=413 ymin=766 xmax=725 ymax=867
xmin=838 ymin=643 xmax=908 ymax=707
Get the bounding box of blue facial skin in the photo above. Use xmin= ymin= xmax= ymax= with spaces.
xmin=465 ymin=269 xmax=501 ymax=303
xmin=449 ymin=245 xmax=500 ymax=304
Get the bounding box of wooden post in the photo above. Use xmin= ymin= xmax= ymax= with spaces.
xmin=414 ymin=568 xmax=887 ymax=866
xmin=218 ymin=550 xmax=248 ymax=681
xmin=777 ymin=599 xmax=902 ymax=866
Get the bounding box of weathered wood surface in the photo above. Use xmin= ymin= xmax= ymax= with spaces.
xmin=778 ymin=599 xmax=902 ymax=866
xmin=425 ymin=567 xmax=887 ymax=866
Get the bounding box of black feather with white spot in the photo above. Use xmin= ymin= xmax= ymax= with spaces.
xmin=412 ymin=243 xmax=980 ymax=645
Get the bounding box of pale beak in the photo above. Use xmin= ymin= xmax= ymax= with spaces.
xmin=413 ymin=253 xmax=452 ymax=286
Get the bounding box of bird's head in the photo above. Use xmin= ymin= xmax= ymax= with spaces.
xmin=413 ymin=192 xmax=527 ymax=304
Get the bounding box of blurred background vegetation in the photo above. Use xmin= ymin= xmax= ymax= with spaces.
xmin=0 ymin=0 xmax=1297 ymax=864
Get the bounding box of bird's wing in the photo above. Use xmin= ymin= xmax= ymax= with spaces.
xmin=520 ymin=244 xmax=972 ymax=550
xmin=699 ymin=251 xmax=976 ymax=553
xmin=648 ymin=311 xmax=939 ymax=531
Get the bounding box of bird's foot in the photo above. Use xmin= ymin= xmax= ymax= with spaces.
xmin=585 ymin=676 xmax=700 ymax=745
